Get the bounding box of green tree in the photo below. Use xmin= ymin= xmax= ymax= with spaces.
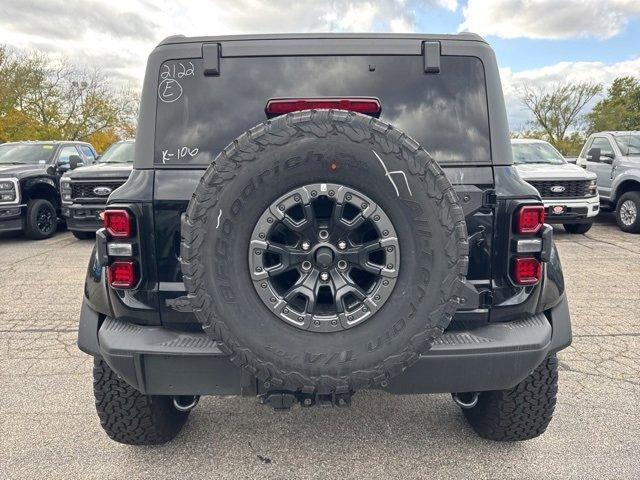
xmin=0 ymin=44 xmax=137 ymax=148
xmin=519 ymin=82 xmax=601 ymax=154
xmin=587 ymin=76 xmax=640 ymax=133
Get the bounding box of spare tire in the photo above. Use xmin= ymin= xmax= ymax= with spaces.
xmin=181 ymin=110 xmax=468 ymax=394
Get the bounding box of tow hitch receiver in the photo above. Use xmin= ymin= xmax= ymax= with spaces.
xmin=259 ymin=390 xmax=353 ymax=410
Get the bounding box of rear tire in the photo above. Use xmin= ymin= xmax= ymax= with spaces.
xmin=563 ymin=222 xmax=592 ymax=234
xmin=72 ymin=230 xmax=95 ymax=240
xmin=462 ymin=355 xmax=558 ymax=441
xmin=92 ymin=359 xmax=189 ymax=445
xmin=615 ymin=191 xmax=640 ymax=233
xmin=24 ymin=199 xmax=58 ymax=240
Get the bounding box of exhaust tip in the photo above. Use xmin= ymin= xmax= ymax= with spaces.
xmin=173 ymin=395 xmax=200 ymax=412
xmin=452 ymin=392 xmax=479 ymax=409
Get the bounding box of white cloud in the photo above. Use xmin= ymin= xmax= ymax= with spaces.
xmin=0 ymin=0 xmax=457 ymax=87
xmin=460 ymin=0 xmax=640 ymax=40
xmin=501 ymin=57 xmax=640 ymax=129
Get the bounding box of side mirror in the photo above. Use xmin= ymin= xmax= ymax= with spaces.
xmin=602 ymin=153 xmax=615 ymax=164
xmin=69 ymin=155 xmax=82 ymax=170
xmin=46 ymin=165 xmax=56 ymax=176
xmin=587 ymin=147 xmax=601 ymax=163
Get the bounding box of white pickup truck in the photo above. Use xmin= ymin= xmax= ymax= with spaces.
xmin=511 ymin=139 xmax=599 ymax=234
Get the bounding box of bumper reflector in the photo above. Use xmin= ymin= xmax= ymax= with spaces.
xmin=107 ymin=242 xmax=133 ymax=257
xmin=516 ymin=238 xmax=543 ymax=254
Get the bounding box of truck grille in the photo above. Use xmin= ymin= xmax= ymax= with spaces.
xmin=527 ymin=180 xmax=591 ymax=198
xmin=71 ymin=181 xmax=125 ymax=200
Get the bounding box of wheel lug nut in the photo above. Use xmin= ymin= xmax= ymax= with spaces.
xmin=301 ymin=261 xmax=312 ymax=272
xmin=301 ymin=240 xmax=311 ymax=251
xmin=337 ymin=260 xmax=347 ymax=270
xmin=337 ymin=240 xmax=347 ymax=250
xmin=318 ymin=230 xmax=329 ymax=240
xmin=320 ymin=271 xmax=330 ymax=282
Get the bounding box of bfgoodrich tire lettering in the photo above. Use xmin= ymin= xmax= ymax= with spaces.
xmin=181 ymin=110 xmax=468 ymax=393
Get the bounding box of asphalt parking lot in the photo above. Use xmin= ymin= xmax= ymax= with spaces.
xmin=1 ymin=214 xmax=638 ymax=479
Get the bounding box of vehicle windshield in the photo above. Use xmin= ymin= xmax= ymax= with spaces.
xmin=98 ymin=142 xmax=134 ymax=164
xmin=0 ymin=144 xmax=56 ymax=165
xmin=614 ymin=134 xmax=640 ymax=155
xmin=511 ymin=142 xmax=566 ymax=165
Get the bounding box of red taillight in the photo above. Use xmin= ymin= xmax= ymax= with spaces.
xmin=104 ymin=209 xmax=132 ymax=238
xmin=513 ymin=257 xmax=542 ymax=285
xmin=107 ymin=260 xmax=137 ymax=289
xmin=265 ymin=97 xmax=382 ymax=118
xmin=516 ymin=205 xmax=545 ymax=234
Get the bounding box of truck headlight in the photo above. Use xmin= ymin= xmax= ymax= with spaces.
xmin=588 ymin=180 xmax=597 ymax=195
xmin=0 ymin=178 xmax=18 ymax=204
xmin=61 ymin=179 xmax=72 ymax=204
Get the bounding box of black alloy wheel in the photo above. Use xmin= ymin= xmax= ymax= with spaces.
xmin=36 ymin=203 xmax=56 ymax=235
xmin=249 ymin=183 xmax=399 ymax=332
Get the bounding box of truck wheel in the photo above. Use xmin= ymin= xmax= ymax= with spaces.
xmin=563 ymin=222 xmax=592 ymax=234
xmin=24 ymin=199 xmax=58 ymax=239
xmin=72 ymin=230 xmax=95 ymax=240
xmin=93 ymin=359 xmax=189 ymax=445
xmin=181 ymin=109 xmax=468 ymax=394
xmin=462 ymin=355 xmax=558 ymax=441
xmin=615 ymin=191 xmax=640 ymax=233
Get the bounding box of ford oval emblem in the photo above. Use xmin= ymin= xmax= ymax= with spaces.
xmin=93 ymin=186 xmax=113 ymax=196
xmin=550 ymin=185 xmax=566 ymax=193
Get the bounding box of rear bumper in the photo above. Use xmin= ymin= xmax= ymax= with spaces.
xmin=78 ymin=295 xmax=572 ymax=396
xmin=542 ymin=196 xmax=600 ymax=223
xmin=0 ymin=205 xmax=25 ymax=233
xmin=62 ymin=204 xmax=104 ymax=232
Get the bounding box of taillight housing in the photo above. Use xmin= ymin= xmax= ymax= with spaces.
xmin=265 ymin=97 xmax=382 ymax=118
xmin=516 ymin=205 xmax=545 ymax=234
xmin=107 ymin=260 xmax=137 ymax=289
xmin=513 ymin=257 xmax=542 ymax=285
xmin=104 ymin=209 xmax=132 ymax=238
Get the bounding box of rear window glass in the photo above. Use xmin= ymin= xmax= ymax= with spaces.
xmin=154 ymin=55 xmax=490 ymax=166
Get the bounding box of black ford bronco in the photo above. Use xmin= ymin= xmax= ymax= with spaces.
xmin=0 ymin=141 xmax=96 ymax=239
xmin=77 ymin=33 xmax=572 ymax=445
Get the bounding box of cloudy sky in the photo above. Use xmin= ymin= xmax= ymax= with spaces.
xmin=1 ymin=0 xmax=639 ymax=129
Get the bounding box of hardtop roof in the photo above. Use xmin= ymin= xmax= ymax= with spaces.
xmin=158 ymin=32 xmax=486 ymax=47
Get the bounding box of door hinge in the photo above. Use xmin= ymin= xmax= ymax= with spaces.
xmin=483 ymin=189 xmax=497 ymax=208
xmin=203 ymin=43 xmax=221 ymax=76
xmin=422 ymin=41 xmax=441 ymax=74
xmin=479 ymin=290 xmax=493 ymax=309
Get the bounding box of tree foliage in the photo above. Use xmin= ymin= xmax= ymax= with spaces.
xmin=587 ymin=76 xmax=640 ymax=134
xmin=518 ymin=82 xmax=601 ymax=154
xmin=0 ymin=45 xmax=138 ymax=152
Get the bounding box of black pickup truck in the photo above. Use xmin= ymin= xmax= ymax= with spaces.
xmin=61 ymin=140 xmax=134 ymax=239
xmin=0 ymin=141 xmax=97 ymax=239
xmin=77 ymin=33 xmax=572 ymax=445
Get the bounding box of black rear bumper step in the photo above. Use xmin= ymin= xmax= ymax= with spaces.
xmin=79 ymin=296 xmax=571 ymax=396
